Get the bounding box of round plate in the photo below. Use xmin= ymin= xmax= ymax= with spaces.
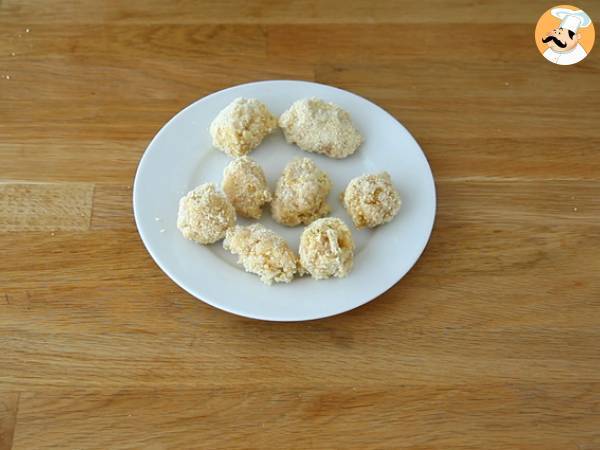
xmin=133 ymin=80 xmax=436 ymax=321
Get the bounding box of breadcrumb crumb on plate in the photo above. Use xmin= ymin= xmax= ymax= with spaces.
xmin=133 ymin=80 xmax=435 ymax=321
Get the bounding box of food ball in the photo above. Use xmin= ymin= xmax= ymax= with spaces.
xmin=177 ymin=183 xmax=236 ymax=244
xmin=210 ymin=98 xmax=277 ymax=157
xmin=278 ymin=98 xmax=363 ymax=159
xmin=222 ymin=156 xmax=272 ymax=219
xmin=299 ymin=217 xmax=354 ymax=280
xmin=223 ymin=224 xmax=299 ymax=285
xmin=271 ymin=157 xmax=332 ymax=227
xmin=341 ymin=172 xmax=401 ymax=228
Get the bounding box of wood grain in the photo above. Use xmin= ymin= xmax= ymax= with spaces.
xmin=10 ymin=385 xmax=600 ymax=450
xmin=0 ymin=182 xmax=93 ymax=231
xmin=0 ymin=0 xmax=564 ymax=24
xmin=0 ymin=394 xmax=18 ymax=450
xmin=1 ymin=0 xmax=599 ymax=448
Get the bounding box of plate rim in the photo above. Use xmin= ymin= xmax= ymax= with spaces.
xmin=133 ymin=79 xmax=437 ymax=322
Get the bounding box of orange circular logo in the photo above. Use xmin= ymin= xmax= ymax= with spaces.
xmin=535 ymin=5 xmax=595 ymax=65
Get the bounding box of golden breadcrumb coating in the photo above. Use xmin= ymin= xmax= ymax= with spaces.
xmin=341 ymin=172 xmax=401 ymax=228
xmin=223 ymin=224 xmax=299 ymax=285
xmin=299 ymin=217 xmax=354 ymax=279
xmin=177 ymin=183 xmax=236 ymax=244
xmin=210 ymin=98 xmax=277 ymax=157
xmin=271 ymin=157 xmax=332 ymax=227
xmin=222 ymin=156 xmax=272 ymax=219
xmin=279 ymin=98 xmax=362 ymax=158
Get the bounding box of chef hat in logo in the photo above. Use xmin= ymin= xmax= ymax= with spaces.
xmin=551 ymin=8 xmax=592 ymax=33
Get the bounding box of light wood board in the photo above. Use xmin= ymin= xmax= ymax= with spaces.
xmin=1 ymin=1 xmax=599 ymax=448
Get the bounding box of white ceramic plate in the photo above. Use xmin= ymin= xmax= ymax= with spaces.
xmin=133 ymin=80 xmax=435 ymax=321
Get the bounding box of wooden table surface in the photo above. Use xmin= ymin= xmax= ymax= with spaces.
xmin=2 ymin=1 xmax=600 ymax=449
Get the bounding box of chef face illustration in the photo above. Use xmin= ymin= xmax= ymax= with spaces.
xmin=542 ymin=26 xmax=580 ymax=52
xmin=536 ymin=6 xmax=594 ymax=65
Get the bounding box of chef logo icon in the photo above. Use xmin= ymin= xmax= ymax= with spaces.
xmin=535 ymin=5 xmax=595 ymax=65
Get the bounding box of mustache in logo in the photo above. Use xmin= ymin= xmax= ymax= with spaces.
xmin=542 ymin=35 xmax=567 ymax=48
